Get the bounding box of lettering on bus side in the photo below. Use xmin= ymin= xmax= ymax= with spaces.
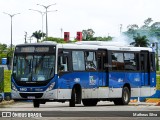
xmin=89 ymin=76 xmax=96 ymax=85
xmin=74 ymin=78 xmax=80 ymax=83
xmin=20 ymin=88 xmax=27 ymax=92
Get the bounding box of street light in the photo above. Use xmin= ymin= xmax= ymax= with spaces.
xmin=29 ymin=9 xmax=46 ymax=39
xmin=37 ymin=3 xmax=57 ymax=39
xmin=3 ymin=12 xmax=20 ymax=50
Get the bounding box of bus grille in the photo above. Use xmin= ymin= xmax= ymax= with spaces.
xmin=19 ymin=93 xmax=43 ymax=98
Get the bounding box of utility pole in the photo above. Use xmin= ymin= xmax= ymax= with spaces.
xmin=3 ymin=12 xmax=20 ymax=50
xmin=60 ymin=28 xmax=63 ymax=38
xmin=120 ymin=24 xmax=122 ymax=34
xmin=28 ymin=36 xmax=33 ymax=43
xmin=37 ymin=3 xmax=57 ymax=39
xmin=29 ymin=9 xmax=45 ymax=40
xmin=24 ymin=32 xmax=27 ymax=43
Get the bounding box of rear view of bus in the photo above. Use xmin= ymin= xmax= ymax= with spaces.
xmin=11 ymin=43 xmax=56 ymax=107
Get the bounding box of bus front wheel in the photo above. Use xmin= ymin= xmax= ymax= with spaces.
xmin=33 ymin=100 xmax=40 ymax=108
xmin=69 ymin=88 xmax=76 ymax=107
xmin=114 ymin=87 xmax=130 ymax=105
xmin=82 ymin=99 xmax=98 ymax=106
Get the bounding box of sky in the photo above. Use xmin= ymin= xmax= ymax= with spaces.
xmin=0 ymin=0 xmax=160 ymax=46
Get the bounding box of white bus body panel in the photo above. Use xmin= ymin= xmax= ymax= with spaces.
xmin=131 ymin=87 xmax=156 ymax=97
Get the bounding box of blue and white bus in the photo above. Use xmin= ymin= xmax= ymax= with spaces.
xmin=11 ymin=41 xmax=156 ymax=107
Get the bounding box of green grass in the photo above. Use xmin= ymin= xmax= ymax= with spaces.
xmin=156 ymin=71 xmax=160 ymax=75
xmin=156 ymin=71 xmax=160 ymax=90
xmin=156 ymin=75 xmax=160 ymax=90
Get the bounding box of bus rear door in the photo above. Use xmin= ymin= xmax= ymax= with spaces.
xmin=140 ymin=51 xmax=150 ymax=86
xmin=97 ymin=49 xmax=109 ymax=87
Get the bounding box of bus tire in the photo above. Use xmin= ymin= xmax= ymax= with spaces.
xmin=113 ymin=98 xmax=121 ymax=105
xmin=69 ymin=88 xmax=76 ymax=107
xmin=33 ymin=100 xmax=40 ymax=108
xmin=82 ymin=99 xmax=98 ymax=106
xmin=0 ymin=94 xmax=3 ymax=102
xmin=114 ymin=87 xmax=130 ymax=105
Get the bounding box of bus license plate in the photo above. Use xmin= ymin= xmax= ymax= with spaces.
xmin=27 ymin=96 xmax=35 ymax=99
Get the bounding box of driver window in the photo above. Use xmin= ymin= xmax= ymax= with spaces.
xmin=58 ymin=56 xmax=68 ymax=72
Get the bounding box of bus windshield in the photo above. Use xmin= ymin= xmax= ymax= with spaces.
xmin=12 ymin=54 xmax=55 ymax=82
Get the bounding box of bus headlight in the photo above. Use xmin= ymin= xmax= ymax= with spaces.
xmin=12 ymin=83 xmax=18 ymax=91
xmin=46 ymin=82 xmax=55 ymax=92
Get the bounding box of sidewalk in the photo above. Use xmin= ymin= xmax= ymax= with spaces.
xmin=129 ymin=98 xmax=160 ymax=106
xmin=129 ymin=102 xmax=157 ymax=106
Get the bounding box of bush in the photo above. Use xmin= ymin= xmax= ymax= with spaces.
xmin=4 ymin=70 xmax=11 ymax=92
xmin=156 ymin=75 xmax=160 ymax=90
xmin=0 ymin=68 xmax=4 ymax=92
xmin=0 ymin=53 xmax=7 ymax=65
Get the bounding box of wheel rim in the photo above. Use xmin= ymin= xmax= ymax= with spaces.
xmin=75 ymin=92 xmax=76 ymax=102
xmin=124 ymin=90 xmax=128 ymax=102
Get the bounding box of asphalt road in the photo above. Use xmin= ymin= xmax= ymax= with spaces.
xmin=0 ymin=101 xmax=160 ymax=120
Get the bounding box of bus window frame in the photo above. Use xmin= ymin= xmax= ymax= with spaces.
xmin=57 ymin=49 xmax=72 ymax=75
xmin=109 ymin=50 xmax=141 ymax=72
xmin=84 ymin=50 xmax=97 ymax=71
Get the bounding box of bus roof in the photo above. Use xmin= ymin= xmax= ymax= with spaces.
xmin=16 ymin=41 xmax=57 ymax=47
xmin=57 ymin=41 xmax=153 ymax=52
xmin=16 ymin=41 xmax=153 ymax=52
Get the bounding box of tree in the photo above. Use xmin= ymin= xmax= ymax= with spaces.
xmin=92 ymin=36 xmax=113 ymax=41
xmin=0 ymin=43 xmax=7 ymax=54
xmin=82 ymin=29 xmax=95 ymax=40
xmin=130 ymin=33 xmax=150 ymax=47
xmin=150 ymin=22 xmax=160 ymax=39
xmin=43 ymin=37 xmax=65 ymax=43
xmin=141 ymin=18 xmax=153 ymax=29
xmin=32 ymin=30 xmax=46 ymax=42
xmin=124 ymin=24 xmax=139 ymax=38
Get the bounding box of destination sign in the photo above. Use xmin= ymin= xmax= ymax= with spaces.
xmin=15 ymin=46 xmax=55 ymax=53
xmin=21 ymin=47 xmax=35 ymax=52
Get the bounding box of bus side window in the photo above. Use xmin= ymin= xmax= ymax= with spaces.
xmin=124 ymin=53 xmax=138 ymax=71
xmin=72 ymin=51 xmax=85 ymax=71
xmin=85 ymin=51 xmax=97 ymax=71
xmin=58 ymin=56 xmax=68 ymax=72
xmin=111 ymin=52 xmax=124 ymax=71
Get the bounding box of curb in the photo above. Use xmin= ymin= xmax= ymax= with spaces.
xmin=0 ymin=100 xmax=14 ymax=105
xmin=146 ymin=99 xmax=160 ymax=103
xmin=155 ymin=102 xmax=160 ymax=106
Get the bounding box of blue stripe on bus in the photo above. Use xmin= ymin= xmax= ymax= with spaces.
xmin=12 ymin=71 xmax=156 ymax=92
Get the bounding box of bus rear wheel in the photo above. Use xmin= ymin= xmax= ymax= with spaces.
xmin=82 ymin=99 xmax=98 ymax=106
xmin=33 ymin=100 xmax=40 ymax=108
xmin=114 ymin=87 xmax=130 ymax=105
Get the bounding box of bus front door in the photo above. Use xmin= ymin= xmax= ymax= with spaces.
xmin=140 ymin=51 xmax=150 ymax=86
